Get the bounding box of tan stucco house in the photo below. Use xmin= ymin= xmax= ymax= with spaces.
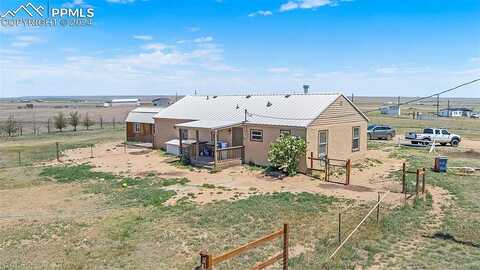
xmin=151 ymin=93 xmax=369 ymax=171
xmin=125 ymin=107 xmax=163 ymax=144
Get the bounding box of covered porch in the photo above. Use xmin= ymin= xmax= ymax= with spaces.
xmin=175 ymin=120 xmax=245 ymax=169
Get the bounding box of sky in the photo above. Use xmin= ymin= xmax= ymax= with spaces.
xmin=0 ymin=0 xmax=479 ymax=98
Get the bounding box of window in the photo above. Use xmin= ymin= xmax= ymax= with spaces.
xmin=352 ymin=127 xmax=360 ymax=152
xmin=442 ymin=130 xmax=449 ymax=135
xmin=318 ymin=130 xmax=328 ymax=158
xmin=180 ymin=128 xmax=188 ymax=140
xmin=424 ymin=128 xmax=433 ymax=134
xmin=250 ymin=129 xmax=263 ymax=142
xmin=280 ymin=130 xmax=291 ymax=136
xmin=435 ymin=129 xmax=440 ymax=135
xmin=134 ymin=123 xmax=140 ymax=133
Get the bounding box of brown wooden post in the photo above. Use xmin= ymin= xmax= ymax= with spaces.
xmin=199 ymin=250 xmax=213 ymax=270
xmin=195 ymin=129 xmax=200 ymax=161
xmin=422 ymin=168 xmax=426 ymax=194
xmin=346 ymin=159 xmax=351 ymax=185
xmin=18 ymin=151 xmax=21 ymax=166
xmin=310 ymin=152 xmax=314 ymax=173
xmin=338 ymin=212 xmax=342 ymax=244
xmin=179 ymin=128 xmax=183 ymax=155
xmin=402 ymin=163 xmax=406 ymax=194
xmin=283 ymin=223 xmax=288 ymax=270
xmin=90 ymin=144 xmax=94 ymax=158
xmin=56 ymin=142 xmax=60 ymax=161
xmin=214 ymin=130 xmax=218 ymax=168
xmin=325 ymin=156 xmax=330 ymax=182
xmin=415 ymin=169 xmax=420 ymax=196
xmin=124 ymin=141 xmax=127 ymax=153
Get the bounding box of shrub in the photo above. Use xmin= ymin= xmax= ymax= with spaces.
xmin=268 ymin=134 xmax=306 ymax=176
xmin=53 ymin=112 xmax=67 ymax=132
xmin=69 ymin=111 xmax=80 ymax=131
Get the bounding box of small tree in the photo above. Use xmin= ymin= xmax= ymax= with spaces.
xmin=83 ymin=113 xmax=94 ymax=130
xmin=69 ymin=111 xmax=80 ymax=131
xmin=54 ymin=112 xmax=67 ymax=132
xmin=2 ymin=114 xmax=19 ymax=137
xmin=268 ymin=134 xmax=306 ymax=176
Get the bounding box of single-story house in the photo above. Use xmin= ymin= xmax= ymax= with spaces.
xmin=439 ymin=107 xmax=473 ymax=117
xmin=152 ymin=93 xmax=369 ymax=171
xmin=125 ymin=107 xmax=163 ymax=143
xmin=380 ymin=105 xmax=400 ymax=116
xmin=152 ymin=97 xmax=173 ymax=107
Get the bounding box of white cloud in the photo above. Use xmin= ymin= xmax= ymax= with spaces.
xmin=186 ymin=26 xmax=200 ymax=32
xmin=280 ymin=0 xmax=346 ymax=12
xmin=248 ymin=10 xmax=273 ymax=17
xmin=11 ymin=35 xmax=43 ymax=48
xmin=106 ymin=0 xmax=135 ymax=4
xmin=267 ymin=67 xmax=290 ymax=73
xmin=470 ymin=57 xmax=480 ymax=63
xmin=141 ymin=43 xmax=170 ymax=51
xmin=194 ymin=36 xmax=214 ymax=43
xmin=133 ymin=35 xmax=153 ymax=41
xmin=63 ymin=0 xmax=90 ymax=8
xmin=374 ymin=65 xmax=431 ymax=75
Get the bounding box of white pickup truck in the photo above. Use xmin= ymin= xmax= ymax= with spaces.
xmin=405 ymin=128 xmax=461 ymax=146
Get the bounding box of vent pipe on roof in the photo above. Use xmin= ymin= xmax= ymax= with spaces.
xmin=303 ymin=85 xmax=309 ymax=94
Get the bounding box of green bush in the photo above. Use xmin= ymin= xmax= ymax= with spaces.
xmin=267 ymin=134 xmax=306 ymax=176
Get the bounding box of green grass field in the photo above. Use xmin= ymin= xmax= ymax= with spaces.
xmin=0 ymin=118 xmax=479 ymax=269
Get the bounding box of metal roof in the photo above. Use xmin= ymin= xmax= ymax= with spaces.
xmin=175 ymin=120 xmax=243 ymax=130
xmin=154 ymin=93 xmax=359 ymax=127
xmin=125 ymin=107 xmax=163 ymax=124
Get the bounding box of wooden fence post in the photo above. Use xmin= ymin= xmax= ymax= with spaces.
xmin=422 ymin=168 xmax=426 ymax=194
xmin=124 ymin=141 xmax=127 ymax=153
xmin=310 ymin=152 xmax=314 ymax=174
xmin=90 ymin=144 xmax=94 ymax=158
xmin=199 ymin=250 xmax=212 ymax=270
xmin=325 ymin=157 xmax=329 ymax=182
xmin=346 ymin=159 xmax=351 ymax=185
xmin=283 ymin=223 xmax=289 ymax=270
xmin=338 ymin=212 xmax=342 ymax=244
xmin=18 ymin=151 xmax=21 ymax=166
xmin=402 ymin=163 xmax=406 ymax=194
xmin=415 ymin=169 xmax=420 ymax=196
xmin=56 ymin=142 xmax=60 ymax=161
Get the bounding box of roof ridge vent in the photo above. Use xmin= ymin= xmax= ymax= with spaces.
xmin=246 ymin=95 xmax=251 ymax=98
xmin=266 ymin=101 xmax=272 ymax=107
xmin=285 ymin=94 xmax=291 ymax=98
xmin=213 ymin=95 xmax=218 ymax=99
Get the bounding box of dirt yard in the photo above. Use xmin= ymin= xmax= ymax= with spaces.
xmin=57 ymin=142 xmax=410 ymax=205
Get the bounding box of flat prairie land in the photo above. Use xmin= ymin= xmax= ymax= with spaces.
xmin=0 ymin=98 xmax=479 ymax=269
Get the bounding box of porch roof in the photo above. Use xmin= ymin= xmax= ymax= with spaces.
xmin=175 ymin=120 xmax=243 ymax=130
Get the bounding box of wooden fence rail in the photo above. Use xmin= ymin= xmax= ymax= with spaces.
xmin=308 ymin=152 xmax=351 ymax=185
xmin=401 ymin=163 xmax=426 ymax=196
xmin=197 ymin=224 xmax=289 ymax=270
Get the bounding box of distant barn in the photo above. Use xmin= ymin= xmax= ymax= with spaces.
xmin=104 ymin=98 xmax=140 ymax=107
xmin=152 ymin=97 xmax=172 ymax=107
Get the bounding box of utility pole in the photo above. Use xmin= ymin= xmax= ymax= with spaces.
xmin=436 ymin=94 xmax=440 ymax=116
xmin=397 ymin=96 xmax=401 ymax=117
xmin=351 ymin=93 xmax=354 ymax=103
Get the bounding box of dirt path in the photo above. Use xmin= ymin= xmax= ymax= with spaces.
xmin=368 ymin=185 xmax=452 ymax=269
xmin=58 ymin=142 xmax=407 ymax=205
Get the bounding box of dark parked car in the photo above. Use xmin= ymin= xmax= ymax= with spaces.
xmin=367 ymin=125 xmax=396 ymax=140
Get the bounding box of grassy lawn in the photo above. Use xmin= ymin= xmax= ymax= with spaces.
xmin=0 ymin=122 xmax=479 ymax=269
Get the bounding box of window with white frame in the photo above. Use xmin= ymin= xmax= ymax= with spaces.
xmin=352 ymin=127 xmax=360 ymax=152
xmin=318 ymin=130 xmax=328 ymax=158
xmin=134 ymin=123 xmax=141 ymax=133
xmin=250 ymin=129 xmax=263 ymax=142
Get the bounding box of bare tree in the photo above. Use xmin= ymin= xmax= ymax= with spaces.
xmin=2 ymin=114 xmax=19 ymax=137
xmin=69 ymin=111 xmax=80 ymax=131
xmin=83 ymin=113 xmax=94 ymax=130
xmin=54 ymin=112 xmax=67 ymax=132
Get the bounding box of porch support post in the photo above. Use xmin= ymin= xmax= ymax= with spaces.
xmin=179 ymin=128 xmax=183 ymax=156
xmin=195 ymin=129 xmax=200 ymax=161
xmin=214 ymin=129 xmax=218 ymax=168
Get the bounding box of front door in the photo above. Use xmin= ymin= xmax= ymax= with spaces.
xmin=232 ymin=127 xmax=243 ymax=146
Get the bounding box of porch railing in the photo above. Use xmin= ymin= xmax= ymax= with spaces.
xmin=215 ymin=146 xmax=244 ymax=162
